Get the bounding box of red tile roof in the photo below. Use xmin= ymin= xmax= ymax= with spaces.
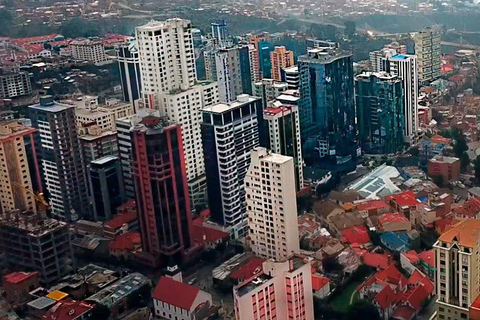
xmin=454 ymin=197 xmax=480 ymax=218
xmin=385 ymin=191 xmax=418 ymax=207
xmin=402 ymin=250 xmax=420 ymax=264
xmin=263 ymin=106 xmax=292 ymax=115
xmin=435 ymin=216 xmax=460 ymax=234
xmin=419 ymin=250 xmax=434 ymax=268
xmin=192 ymin=223 xmax=229 ymax=245
xmin=470 ymin=294 xmax=480 ymax=313
xmin=298 ymin=214 xmax=322 ymax=236
xmin=311 ymin=274 xmax=330 ymax=291
xmin=152 ymin=277 xmax=200 ymax=311
xmin=200 ymin=208 xmax=210 ymax=219
xmin=357 ymin=200 xmax=390 ymax=212
xmin=409 ymin=270 xmax=434 ymax=294
xmin=117 ymin=199 xmax=136 ymax=212
xmin=362 ymin=252 xmax=391 ymax=270
xmin=430 ymin=134 xmax=452 ymax=145
xmin=340 ymin=225 xmax=370 ymax=244
xmin=12 ymin=34 xmax=57 ymax=46
xmin=104 ymin=210 xmax=137 ymax=229
xmin=359 ymin=264 xmax=407 ymax=292
xmin=379 ymin=212 xmax=409 ymax=225
xmin=4 ymin=271 xmax=39 ymax=284
xmin=42 ymin=300 xmax=95 ymax=320
xmin=23 ymin=43 xmax=47 ymax=55
xmin=108 ymin=232 xmax=141 ymax=251
xmin=407 ymin=269 xmax=425 ymax=286
xmin=392 ymin=306 xmax=416 ymax=320
xmin=229 ymin=257 xmax=264 ymax=281
xmin=404 ymin=283 xmax=430 ymax=310
xmin=441 ymin=63 xmax=454 ymax=74
xmin=375 ymin=284 xmax=398 ymax=309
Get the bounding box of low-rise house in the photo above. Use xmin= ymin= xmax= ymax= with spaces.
xmin=417 ymin=192 xmax=452 ymax=227
xmin=298 ymin=214 xmax=323 ymax=239
xmin=313 ymin=200 xmax=345 ymax=227
xmin=454 ymin=197 xmax=480 ymax=220
xmin=109 ymin=232 xmax=141 ymax=260
xmin=358 ymin=265 xmax=434 ymax=320
xmin=27 ymin=297 xmax=56 ymax=319
xmin=340 ymin=226 xmax=370 ymax=245
xmin=42 ymin=300 xmax=95 ymax=320
xmin=103 ymin=200 xmax=138 ymax=239
xmin=152 ymin=276 xmax=213 ymax=320
xmin=356 ymin=200 xmax=391 ymax=217
xmin=337 ymin=247 xmax=362 ymax=275
xmin=400 ymin=250 xmax=435 ymax=279
xmin=378 ymin=213 xmax=412 ymax=232
xmin=328 ymin=190 xmax=360 ymax=206
xmin=362 ymin=252 xmax=392 ymax=270
xmin=86 ymin=273 xmax=151 ymax=320
xmin=328 ymin=212 xmax=364 ymax=236
xmin=385 ymin=191 xmax=418 ymax=224
xmin=380 ymin=232 xmax=411 ymax=253
xmin=50 ymin=264 xmax=118 ymax=301
xmin=435 ymin=216 xmax=460 ymax=234
xmin=212 ymin=253 xmax=265 ymax=286
xmin=312 ymin=274 xmax=331 ymax=299
xmin=3 ymin=272 xmax=40 ymax=306
xmin=191 ymin=217 xmax=229 ymax=250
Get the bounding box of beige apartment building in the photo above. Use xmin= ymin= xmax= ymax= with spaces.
xmin=246 ymin=147 xmax=300 ymax=261
xmin=434 ymin=219 xmax=480 ymax=320
xmin=270 ymin=46 xmax=294 ymax=81
xmin=0 ymin=120 xmax=38 ymax=215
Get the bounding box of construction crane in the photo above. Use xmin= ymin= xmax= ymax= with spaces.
xmin=11 ymin=182 xmax=50 ymax=218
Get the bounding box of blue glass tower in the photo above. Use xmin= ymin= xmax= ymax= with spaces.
xmin=298 ymin=46 xmax=357 ymax=172
xmin=258 ymin=39 xmax=273 ymax=79
xmin=355 ymin=72 xmax=404 ymax=154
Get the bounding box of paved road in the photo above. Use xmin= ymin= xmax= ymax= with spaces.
xmin=183 ymin=263 xmax=235 ymax=317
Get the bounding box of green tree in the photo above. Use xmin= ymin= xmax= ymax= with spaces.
xmin=346 ymin=300 xmax=381 ymax=320
xmin=344 ymin=20 xmax=356 ymax=39
xmin=460 ymin=152 xmax=470 ymax=172
xmin=432 ymin=174 xmax=445 ymax=187
xmin=474 ymin=155 xmax=480 ymax=182
xmin=407 ymin=146 xmax=420 ymax=157
xmin=432 ymin=109 xmax=444 ymax=124
xmin=313 ymin=297 xmax=341 ymax=319
xmin=322 ymin=256 xmax=343 ymax=273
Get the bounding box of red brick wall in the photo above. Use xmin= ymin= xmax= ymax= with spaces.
xmin=428 ymin=159 xmax=460 ymax=183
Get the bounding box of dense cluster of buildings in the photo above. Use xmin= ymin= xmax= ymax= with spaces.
xmin=1 ymin=11 xmax=480 ymax=320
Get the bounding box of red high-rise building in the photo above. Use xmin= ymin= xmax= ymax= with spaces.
xmin=132 ymin=116 xmax=193 ymax=266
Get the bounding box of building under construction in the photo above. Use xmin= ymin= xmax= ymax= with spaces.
xmin=0 ymin=212 xmax=75 ymax=287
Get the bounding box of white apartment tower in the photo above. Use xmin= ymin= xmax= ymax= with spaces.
xmin=414 ymin=27 xmax=441 ymax=83
xmin=385 ymin=54 xmax=419 ymax=144
xmin=136 ymin=18 xmax=196 ymax=101
xmin=369 ymin=48 xmax=396 ymax=73
xmin=246 ymin=147 xmax=300 ymax=261
xmin=71 ymin=39 xmax=108 ymax=65
xmin=136 ymin=19 xmax=220 ymax=209
xmin=215 ymin=47 xmax=243 ymax=103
